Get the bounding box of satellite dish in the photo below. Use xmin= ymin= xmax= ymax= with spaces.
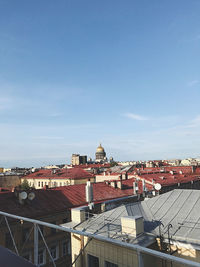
xmin=19 ymin=191 xmax=27 ymax=200
xmin=28 ymin=192 xmax=35 ymax=201
xmin=154 ymin=183 xmax=161 ymax=191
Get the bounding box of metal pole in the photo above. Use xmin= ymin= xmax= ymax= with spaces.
xmin=137 ymin=250 xmax=144 ymax=267
xmin=34 ymin=223 xmax=38 ymax=266
xmin=4 ymin=216 xmax=19 ymax=255
xmin=0 ymin=211 xmax=199 ymax=267
xmin=37 ymin=226 xmax=56 ymax=267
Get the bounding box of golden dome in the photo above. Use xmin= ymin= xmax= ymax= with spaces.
xmin=96 ymin=143 xmax=105 ymax=153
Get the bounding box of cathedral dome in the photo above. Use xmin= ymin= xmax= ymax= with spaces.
xmin=95 ymin=143 xmax=106 ymax=162
xmin=96 ymin=143 xmax=105 ymax=153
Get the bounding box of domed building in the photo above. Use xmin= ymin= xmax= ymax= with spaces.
xmin=95 ymin=143 xmax=106 ymax=162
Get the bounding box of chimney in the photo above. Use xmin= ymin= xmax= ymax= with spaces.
xmin=192 ymin=165 xmax=196 ymax=173
xmin=110 ymin=181 xmax=117 ymax=188
xmin=85 ymin=181 xmax=93 ymax=203
xmin=122 ymin=172 xmax=127 ymax=180
xmin=121 ymin=216 xmax=144 ymax=237
xmin=133 ymin=181 xmax=138 ymax=195
xmin=71 ymin=207 xmax=86 ymax=223
xmin=142 ymin=179 xmax=147 ymax=192
xmin=117 ymin=180 xmax=122 ymax=189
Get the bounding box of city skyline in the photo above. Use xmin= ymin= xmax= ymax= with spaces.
xmin=0 ymin=0 xmax=200 ymax=167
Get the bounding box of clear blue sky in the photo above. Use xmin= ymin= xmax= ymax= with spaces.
xmin=0 ymin=0 xmax=200 ymax=167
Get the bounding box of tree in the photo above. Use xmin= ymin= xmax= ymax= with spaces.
xmin=21 ymin=179 xmax=30 ymax=191
xmin=110 ymin=161 xmax=118 ymax=167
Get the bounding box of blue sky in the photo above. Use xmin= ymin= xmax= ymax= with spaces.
xmin=0 ymin=0 xmax=200 ymax=167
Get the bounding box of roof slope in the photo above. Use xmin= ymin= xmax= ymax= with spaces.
xmin=24 ymin=168 xmax=94 ymax=180
xmin=74 ymin=189 xmax=200 ymax=246
xmin=0 ymin=182 xmax=137 ymax=219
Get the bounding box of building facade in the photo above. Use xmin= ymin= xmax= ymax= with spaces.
xmin=71 ymin=154 xmax=87 ymax=165
xmin=21 ymin=168 xmax=95 ymax=189
xmin=65 ymin=189 xmax=200 ymax=267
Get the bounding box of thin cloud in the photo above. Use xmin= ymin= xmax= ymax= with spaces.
xmin=187 ymin=80 xmax=199 ymax=87
xmin=33 ymin=136 xmax=64 ymax=140
xmin=187 ymin=115 xmax=200 ymax=128
xmin=0 ymin=97 xmax=13 ymax=110
xmin=124 ymin=113 xmax=148 ymax=121
xmin=48 ymin=112 xmax=63 ymax=117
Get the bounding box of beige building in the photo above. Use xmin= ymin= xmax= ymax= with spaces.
xmin=71 ymin=154 xmax=87 ymax=166
xmin=21 ymin=168 xmax=95 ymax=189
xmin=63 ymin=189 xmax=200 ymax=267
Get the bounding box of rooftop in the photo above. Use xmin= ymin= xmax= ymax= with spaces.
xmin=24 ymin=168 xmax=94 ymax=180
xmin=69 ymin=189 xmax=200 ymax=247
xmin=0 ymin=180 xmax=142 ymax=219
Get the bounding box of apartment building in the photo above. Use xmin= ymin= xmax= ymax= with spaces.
xmin=64 ymin=189 xmax=200 ymax=267
xmin=21 ymin=168 xmax=95 ymax=189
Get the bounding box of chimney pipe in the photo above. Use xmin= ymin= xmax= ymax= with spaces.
xmin=117 ymin=180 xmax=122 ymax=189
xmin=85 ymin=181 xmax=93 ymax=203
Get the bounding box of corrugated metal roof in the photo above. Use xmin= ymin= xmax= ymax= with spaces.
xmin=74 ymin=189 xmax=200 ymax=246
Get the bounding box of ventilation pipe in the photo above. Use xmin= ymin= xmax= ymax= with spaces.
xmin=85 ymin=181 xmax=93 ymax=203
xmin=142 ymin=179 xmax=147 ymax=197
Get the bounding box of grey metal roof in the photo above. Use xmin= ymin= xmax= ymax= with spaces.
xmin=72 ymin=189 xmax=200 ymax=246
xmin=0 ymin=245 xmax=36 ymax=267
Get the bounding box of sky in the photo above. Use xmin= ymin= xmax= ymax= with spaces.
xmin=0 ymin=0 xmax=200 ymax=167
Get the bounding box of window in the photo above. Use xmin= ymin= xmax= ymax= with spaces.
xmin=62 ymin=240 xmax=71 ymax=256
xmin=62 ymin=241 xmax=67 ymax=256
xmin=38 ymin=181 xmax=40 ymax=187
xmin=38 ymin=249 xmax=46 ymax=266
xmin=5 ymin=232 xmax=12 ymax=247
xmin=22 ymin=228 xmax=30 ymax=242
xmin=105 ymin=261 xmax=118 ymax=267
xmin=41 ymin=181 xmax=43 ymax=187
xmin=67 ymin=240 xmax=71 ymax=255
xmin=88 ymin=254 xmax=99 ymax=267
xmin=50 ymin=244 xmax=59 ymax=261
xmin=54 ymin=181 xmax=57 ymax=187
xmin=60 ymin=182 xmax=62 ymax=186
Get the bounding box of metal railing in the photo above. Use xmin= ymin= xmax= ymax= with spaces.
xmin=0 ymin=210 xmax=199 ymax=267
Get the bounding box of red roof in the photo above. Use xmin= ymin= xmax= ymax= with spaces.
xmin=24 ymin=168 xmax=94 ymax=180
xmin=73 ymin=163 xmax=111 ymax=168
xmin=0 ymin=180 xmax=143 ymax=219
xmin=132 ymin=166 xmax=199 ymax=175
xmin=139 ymin=172 xmax=200 ymax=187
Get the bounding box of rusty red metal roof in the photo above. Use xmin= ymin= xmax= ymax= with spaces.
xmin=24 ymin=168 xmax=94 ymax=180
xmin=139 ymin=172 xmax=200 ymax=187
xmin=0 ymin=180 xmax=143 ymax=219
xmin=72 ymin=163 xmax=111 ymax=169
